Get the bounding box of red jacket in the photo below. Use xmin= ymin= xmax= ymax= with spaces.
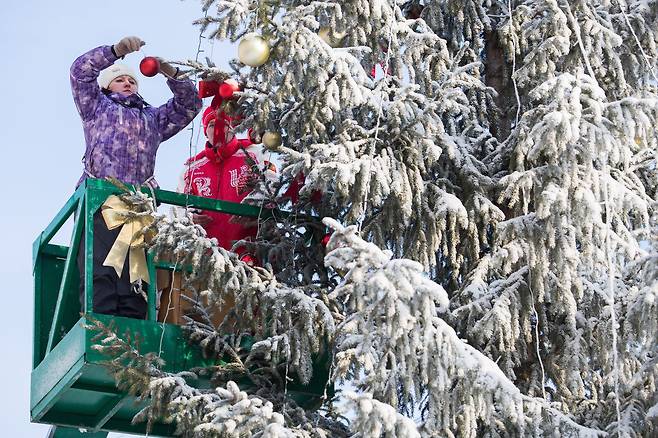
xmin=178 ymin=139 xmax=275 ymax=253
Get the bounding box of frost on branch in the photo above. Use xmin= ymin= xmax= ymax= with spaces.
xmin=452 ymin=65 xmax=658 ymax=430
xmin=344 ymin=392 xmax=420 ymax=438
xmin=140 ymin=379 xmax=291 ymax=437
xmin=498 ymin=0 xmax=658 ymax=98
xmin=448 ymin=0 xmax=658 ymax=432
xmin=196 ymin=0 xmax=501 ymax=280
xmin=85 ymin=316 xmax=288 ymax=436
xmin=86 ymin=213 xmax=338 ymax=436
xmin=150 ymin=213 xmax=335 ymax=386
xmin=323 ymin=218 xmax=604 ymax=437
xmin=86 ymin=0 xmax=658 ymax=435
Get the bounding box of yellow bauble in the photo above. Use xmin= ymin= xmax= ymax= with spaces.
xmin=238 ymin=33 xmax=270 ymax=67
xmin=318 ymin=27 xmax=345 ymax=48
xmin=262 ymin=131 xmax=282 ymax=149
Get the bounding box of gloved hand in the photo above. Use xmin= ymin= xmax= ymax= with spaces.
xmin=155 ymin=57 xmax=180 ymax=79
xmin=191 ymin=213 xmax=213 ymax=226
xmin=113 ymin=36 xmax=145 ymax=58
xmin=187 ymin=208 xmax=212 ymax=226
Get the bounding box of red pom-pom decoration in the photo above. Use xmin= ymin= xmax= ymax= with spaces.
xmin=219 ymin=79 xmax=241 ymax=99
xmin=140 ymin=57 xmax=160 ymax=77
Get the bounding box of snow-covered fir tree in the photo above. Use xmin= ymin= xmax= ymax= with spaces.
xmin=91 ymin=0 xmax=658 ymax=436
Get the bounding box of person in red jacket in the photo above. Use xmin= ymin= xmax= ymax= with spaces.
xmin=178 ymin=107 xmax=276 ymax=258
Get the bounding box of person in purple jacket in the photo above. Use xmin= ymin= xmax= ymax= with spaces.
xmin=71 ymin=36 xmax=202 ymax=319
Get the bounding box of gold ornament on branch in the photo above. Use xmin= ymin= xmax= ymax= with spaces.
xmin=318 ymin=27 xmax=345 ymax=48
xmin=238 ymin=33 xmax=270 ymax=67
xmin=101 ymin=195 xmax=155 ymax=284
xmin=262 ymin=131 xmax=282 ymax=150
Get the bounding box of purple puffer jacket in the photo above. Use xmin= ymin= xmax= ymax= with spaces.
xmin=71 ymin=45 xmax=202 ymax=187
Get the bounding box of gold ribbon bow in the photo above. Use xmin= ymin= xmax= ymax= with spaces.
xmin=101 ymin=195 xmax=155 ymax=283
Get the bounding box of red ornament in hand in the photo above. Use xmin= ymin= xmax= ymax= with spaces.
xmin=219 ymin=79 xmax=241 ymax=99
xmin=140 ymin=56 xmax=160 ymax=77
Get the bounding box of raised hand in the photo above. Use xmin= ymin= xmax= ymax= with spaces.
xmin=154 ymin=57 xmax=179 ymax=79
xmin=113 ymin=36 xmax=145 ymax=58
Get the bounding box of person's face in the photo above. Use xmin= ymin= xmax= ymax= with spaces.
xmin=206 ymin=119 xmax=235 ymax=146
xmin=108 ymin=75 xmax=137 ymax=96
xmin=206 ymin=120 xmax=217 ymax=146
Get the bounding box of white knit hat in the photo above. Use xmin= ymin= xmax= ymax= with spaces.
xmin=98 ymin=63 xmax=139 ymax=89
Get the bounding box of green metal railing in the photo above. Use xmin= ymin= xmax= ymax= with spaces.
xmin=31 ymin=178 xmax=330 ymax=437
xmin=33 ymin=178 xmax=273 ymax=368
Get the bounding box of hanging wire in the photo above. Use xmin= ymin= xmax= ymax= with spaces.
xmin=507 ymin=0 xmax=522 ymax=127
xmin=253 ymin=0 xmax=260 ymax=33
xmin=603 ymin=157 xmax=622 ymax=427
xmin=153 ymin=14 xmax=210 ymax=402
xmin=563 ymin=3 xmax=599 ymax=88
xmin=158 ymin=258 xmax=180 ymax=359
xmin=184 ymin=9 xmax=210 ymax=202
xmin=616 ymin=0 xmax=658 ymax=84
xmin=528 ymin=275 xmax=547 ymax=400
xmin=209 ymin=24 xmax=217 ymax=60
xmin=507 ymin=0 xmax=547 ymax=401
xmin=247 ymin=0 xmax=296 ymax=415
xmin=357 ymin=4 xmax=396 ymax=231
xmin=253 ymin=159 xmax=269 ymax=255
xmin=602 ymin=1 xmax=658 ymax=428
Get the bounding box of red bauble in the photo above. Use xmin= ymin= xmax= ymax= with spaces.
xmin=140 ymin=57 xmax=160 ymax=77
xmin=240 ymin=254 xmax=256 ymax=266
xmin=219 ymin=79 xmax=241 ymax=99
xmin=321 ymin=233 xmax=332 ymax=247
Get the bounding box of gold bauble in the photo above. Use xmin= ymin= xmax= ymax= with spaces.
xmin=318 ymin=27 xmax=345 ymax=48
xmin=262 ymin=131 xmax=282 ymax=150
xmin=238 ymin=33 xmax=270 ymax=67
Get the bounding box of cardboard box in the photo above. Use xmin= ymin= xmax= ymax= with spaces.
xmin=156 ymin=270 xmax=235 ymax=328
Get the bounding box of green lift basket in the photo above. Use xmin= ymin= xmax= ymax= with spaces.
xmin=32 ymin=179 xmax=330 ymax=438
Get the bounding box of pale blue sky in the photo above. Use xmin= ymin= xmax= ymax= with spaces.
xmin=0 ymin=2 xmax=233 ymax=436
